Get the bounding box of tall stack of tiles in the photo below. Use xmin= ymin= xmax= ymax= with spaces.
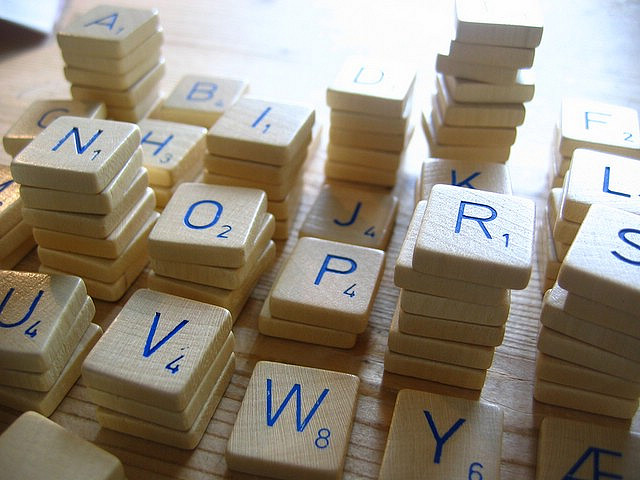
xmin=147 ymin=182 xmax=275 ymax=319
xmin=56 ymin=5 xmax=165 ymax=123
xmin=325 ymin=57 xmax=416 ymax=188
xmin=535 ymin=204 xmax=640 ymax=419
xmin=204 ymin=97 xmax=315 ymax=239
xmin=385 ymin=184 xmax=535 ymax=389
xmin=0 ymin=271 xmax=101 ymax=416
xmin=82 ymin=289 xmax=235 ymax=449
xmin=424 ymin=0 xmax=542 ymax=163
xmin=10 ymin=116 xmax=157 ymax=302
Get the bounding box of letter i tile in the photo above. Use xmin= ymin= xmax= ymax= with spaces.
xmin=226 ymin=361 xmax=360 ymax=480
xmin=379 ymin=390 xmax=503 ymax=480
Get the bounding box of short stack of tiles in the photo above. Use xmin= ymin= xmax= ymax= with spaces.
xmin=0 ymin=411 xmax=126 ymax=480
xmin=425 ymin=0 xmax=542 ymax=162
xmin=386 ymin=184 xmax=535 ymax=389
xmin=326 ymin=57 xmax=416 ymax=188
xmin=137 ymin=118 xmax=207 ymax=209
xmin=11 ymin=116 xmax=158 ymax=302
xmin=82 ymin=289 xmax=234 ymax=449
xmin=204 ymin=97 xmax=315 ymax=239
xmin=147 ymin=182 xmax=275 ymax=319
xmin=259 ymin=236 xmax=385 ymax=348
xmin=226 ymin=361 xmax=359 ymax=480
xmin=0 ymin=166 xmax=35 ymax=269
xmin=56 ymin=5 xmax=165 ymax=122
xmin=535 ymin=204 xmax=640 ymax=419
xmin=0 ymin=271 xmax=101 ymax=416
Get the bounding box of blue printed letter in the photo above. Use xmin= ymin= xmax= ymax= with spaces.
xmin=0 ymin=289 xmax=44 ymax=329
xmin=563 ymin=446 xmax=622 ymax=480
xmin=265 ymin=379 xmax=329 ymax=432
xmin=183 ymin=200 xmax=223 ymax=230
xmin=186 ymin=81 xmax=218 ymax=101
xmin=455 ymin=201 xmax=497 ymax=239
xmin=314 ymin=254 xmax=357 ymax=285
xmin=423 ymin=410 xmax=466 ymax=464
xmin=51 ymin=127 xmax=103 ymax=155
xmin=611 ymin=228 xmax=640 ymax=266
xmin=143 ymin=312 xmax=189 ymax=358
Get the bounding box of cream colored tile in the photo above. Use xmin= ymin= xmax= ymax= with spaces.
xmin=226 ymin=361 xmax=359 ymax=479
xmin=325 ymin=159 xmax=398 ymax=187
xmin=0 ymin=410 xmax=123 ymax=479
xmin=0 ymin=271 xmax=87 ymax=372
xmin=268 ymin=176 xmax=303 ymax=220
xmin=428 ymin=105 xmax=517 ymax=147
xmin=151 ymin=158 xmax=202 ymax=209
xmin=0 ymin=236 xmax=36 ymax=270
xmin=203 ymin=168 xmax=302 ymax=202
xmin=552 ymin=201 xmax=580 ymax=246
xmin=0 ymin=166 xmax=22 ymax=236
xmin=57 ymin=5 xmax=159 ymax=58
xmin=443 ymin=70 xmax=535 ymax=103
xmin=557 ymin=204 xmax=640 ymax=314
xmin=3 ymin=100 xmax=106 ymax=157
xmin=106 ymin=88 xmax=161 ymax=122
xmin=379 ymin=390 xmax=502 ymax=480
xmin=82 ymin=288 xmax=232 ymax=411
xmin=435 ymin=52 xmax=519 ymax=85
xmin=326 ymin=143 xmax=404 ymax=171
xmin=449 ymin=40 xmax=535 ymax=68
xmin=330 ymin=108 xmax=409 ymax=134
xmin=326 ymin=56 xmax=416 ymax=117
xmin=329 ymin=124 xmax=411 ymax=153
xmin=536 ymin=417 xmax=640 ymax=479
xmin=206 ymin=97 xmax=314 ymax=165
xmin=0 ymin=220 xmax=32 ymax=257
xmin=269 ymin=237 xmax=385 ymax=334
xmin=155 ymin=74 xmax=249 ymax=127
xmin=11 ymin=116 xmax=140 ymax=194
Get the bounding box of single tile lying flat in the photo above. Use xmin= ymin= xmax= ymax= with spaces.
xmin=443 ymin=70 xmax=535 ymax=104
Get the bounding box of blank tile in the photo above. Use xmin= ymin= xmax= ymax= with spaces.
xmin=325 ymin=160 xmax=398 ymax=187
xmin=379 ymin=390 xmax=502 ymax=480
xmin=428 ymin=106 xmax=517 ymax=147
xmin=226 ymin=361 xmax=359 ymax=480
xmin=269 ymin=237 xmax=385 ymax=334
xmin=329 ymin=124 xmax=411 ymax=152
xmin=326 ymin=143 xmax=404 ymax=171
xmin=443 ymin=70 xmax=535 ymax=104
xmin=413 ymin=184 xmax=535 ymax=289
xmin=435 ymin=52 xmax=519 ymax=85
xmin=0 ymin=410 xmax=124 ymax=480
xmin=0 ymin=166 xmax=22 ymax=237
xmin=330 ymin=108 xmax=409 ymax=134
xmin=82 ymin=288 xmax=232 ymax=411
xmin=536 ymin=417 xmax=640 ymax=479
xmin=449 ymin=40 xmax=535 ymax=68
xmin=11 ymin=116 xmax=140 ymax=194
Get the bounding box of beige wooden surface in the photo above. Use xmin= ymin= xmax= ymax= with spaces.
xmin=1 ymin=1 xmax=639 ymax=478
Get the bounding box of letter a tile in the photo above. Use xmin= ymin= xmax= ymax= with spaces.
xmin=226 ymin=361 xmax=359 ymax=480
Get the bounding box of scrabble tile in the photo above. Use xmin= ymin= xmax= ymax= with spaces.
xmin=0 ymin=410 xmax=124 ymax=479
xmin=88 ymin=332 xmax=234 ymax=430
xmin=56 ymin=5 xmax=159 ymax=58
xmin=435 ymin=52 xmax=519 ymax=85
xmin=536 ymin=417 xmax=640 ymax=479
xmin=21 ymin=172 xmax=149 ymax=238
xmin=0 ymin=296 xmax=93 ymax=391
xmin=552 ymin=208 xmax=581 ymax=247
xmin=155 ymin=74 xmax=249 ymax=127
xmin=388 ymin=307 xmax=495 ymax=368
xmin=269 ymin=237 xmax=385 ymax=334
xmin=206 ymin=97 xmax=315 ymax=166
xmin=203 ymin=164 xmax=303 ymax=201
xmin=0 ymin=221 xmax=32 ymax=258
xmin=449 ymin=39 xmax=535 ymax=68
xmin=443 ymin=70 xmax=535 ymax=104
xmin=258 ymin=298 xmax=358 ymax=349
xmin=561 ymin=149 xmax=640 ymax=223
xmin=413 ymin=184 xmax=535 ymax=289
xmin=11 ymin=116 xmax=140 ymax=194
xmin=330 ymin=108 xmax=410 ymax=135
xmin=147 ymin=239 xmax=275 ymax=319
xmin=428 ymin=106 xmax=517 ymax=147
xmin=326 ymin=142 xmax=404 ymax=171
xmin=82 ymin=288 xmax=231 ymax=410
xmin=454 ymin=0 xmax=544 ymax=48
xmin=537 ymin=326 xmax=640 ymax=383
xmin=106 ymin=87 xmax=161 ymax=122
xmin=0 ymin=323 xmax=101 ymax=417
xmin=326 ymin=56 xmax=416 ymax=117
xmin=542 ymin=285 xmax=640 ymax=362
xmin=379 ymin=390 xmax=502 ymax=480
xmin=558 ymin=97 xmax=640 ymax=158
xmin=0 ymin=271 xmax=87 ymax=372
xmin=536 ymin=352 xmax=640 ymax=400
xmin=151 ymin=162 xmax=201 ymax=209
xmin=328 ymin=124 xmax=411 ymax=153
xmin=96 ymin=352 xmax=234 ymax=449
xmin=32 ymin=187 xmax=155 ymax=259
xmin=557 ymin=204 xmax=640 ymax=314
xmin=149 ymin=183 xmax=267 ymax=267
xmin=138 ymin=118 xmax=206 ymax=187
xmin=0 ymin=165 xmax=22 ymax=236
xmin=2 ymin=100 xmax=106 ymax=157
xmin=384 ymin=348 xmax=487 ymax=389
xmin=299 ymin=183 xmax=398 ymax=250
xmin=19 ymin=148 xmax=142 ymax=215
xmin=542 ymin=226 xmax=560 ymax=290
xmin=395 ymin=201 xmax=509 ymax=306
xmin=267 ymin=176 xmax=304 ymax=220
xmin=325 ymin=159 xmax=399 ymax=187
xmin=534 ymin=378 xmax=639 ymax=419
xmin=553 ymin=236 xmax=570 ymax=262
xmin=226 ymin=361 xmax=359 ymax=480
xmin=0 ymin=237 xmax=36 ymax=270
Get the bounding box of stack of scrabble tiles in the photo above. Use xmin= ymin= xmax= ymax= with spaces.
xmin=56 ymin=5 xmax=165 ymax=122
xmin=385 ymin=184 xmax=535 ymax=389
xmin=82 ymin=289 xmax=235 ymax=449
xmin=535 ymin=204 xmax=640 ymax=419
xmin=0 ymin=271 xmax=101 ymax=417
xmin=10 ymin=116 xmax=157 ymax=302
xmin=0 ymin=165 xmax=35 ymax=269
xmin=147 ymin=182 xmax=275 ymax=319
xmin=204 ymin=97 xmax=315 ymax=239
xmin=325 ymin=57 xmax=416 ymax=188
xmin=424 ymin=0 xmax=542 ymax=163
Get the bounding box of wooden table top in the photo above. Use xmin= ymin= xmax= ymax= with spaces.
xmin=1 ymin=1 xmax=639 ymax=478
